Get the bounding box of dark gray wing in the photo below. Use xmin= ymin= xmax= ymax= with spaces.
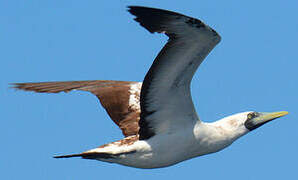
xmin=128 ymin=6 xmax=221 ymax=140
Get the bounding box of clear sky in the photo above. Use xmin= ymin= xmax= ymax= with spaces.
xmin=1 ymin=0 xmax=297 ymax=179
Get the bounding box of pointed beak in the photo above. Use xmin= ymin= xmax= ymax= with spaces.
xmin=245 ymin=111 xmax=288 ymax=131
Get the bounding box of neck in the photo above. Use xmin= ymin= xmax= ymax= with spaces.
xmin=207 ymin=118 xmax=249 ymax=141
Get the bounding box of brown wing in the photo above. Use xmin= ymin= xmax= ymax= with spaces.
xmin=13 ymin=80 xmax=142 ymax=137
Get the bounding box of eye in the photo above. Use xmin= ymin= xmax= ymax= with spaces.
xmin=247 ymin=112 xmax=258 ymax=120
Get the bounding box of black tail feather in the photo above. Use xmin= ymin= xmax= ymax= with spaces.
xmin=53 ymin=153 xmax=84 ymax=158
xmin=54 ymin=150 xmax=137 ymax=159
xmin=54 ymin=152 xmax=115 ymax=159
xmin=54 ymin=151 xmax=137 ymax=159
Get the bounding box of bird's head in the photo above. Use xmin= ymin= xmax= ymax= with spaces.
xmin=243 ymin=111 xmax=288 ymax=131
xmin=214 ymin=111 xmax=288 ymax=139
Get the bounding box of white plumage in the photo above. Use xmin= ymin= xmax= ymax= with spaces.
xmin=85 ymin=112 xmax=250 ymax=168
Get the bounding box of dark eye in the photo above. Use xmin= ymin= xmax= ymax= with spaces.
xmin=247 ymin=112 xmax=258 ymax=120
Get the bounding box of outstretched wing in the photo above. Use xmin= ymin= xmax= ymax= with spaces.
xmin=13 ymin=80 xmax=142 ymax=137
xmin=128 ymin=6 xmax=221 ymax=140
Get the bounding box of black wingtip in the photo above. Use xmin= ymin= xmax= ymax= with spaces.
xmin=127 ymin=6 xmax=180 ymax=16
xmin=127 ymin=6 xmax=183 ymax=34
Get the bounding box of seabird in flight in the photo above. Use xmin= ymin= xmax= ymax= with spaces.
xmin=13 ymin=6 xmax=288 ymax=169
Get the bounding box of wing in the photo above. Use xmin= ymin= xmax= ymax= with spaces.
xmin=13 ymin=80 xmax=142 ymax=137
xmin=128 ymin=6 xmax=221 ymax=140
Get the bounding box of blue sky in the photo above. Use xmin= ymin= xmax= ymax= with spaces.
xmin=1 ymin=0 xmax=297 ymax=179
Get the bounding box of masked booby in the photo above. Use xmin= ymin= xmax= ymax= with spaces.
xmin=13 ymin=6 xmax=288 ymax=169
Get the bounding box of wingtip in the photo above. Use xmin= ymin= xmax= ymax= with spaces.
xmin=10 ymin=83 xmax=27 ymax=91
xmin=127 ymin=5 xmax=144 ymax=11
xmin=127 ymin=6 xmax=174 ymax=34
xmin=9 ymin=82 xmax=46 ymax=93
xmin=127 ymin=6 xmax=142 ymax=14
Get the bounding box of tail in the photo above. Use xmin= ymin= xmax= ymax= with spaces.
xmin=54 ymin=152 xmax=116 ymax=159
xmin=54 ymin=151 xmax=136 ymax=160
xmin=54 ymin=153 xmax=84 ymax=158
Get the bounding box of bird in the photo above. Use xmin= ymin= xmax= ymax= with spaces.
xmin=13 ymin=6 xmax=288 ymax=169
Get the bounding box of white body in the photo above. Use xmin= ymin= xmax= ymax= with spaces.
xmin=87 ymin=113 xmax=250 ymax=168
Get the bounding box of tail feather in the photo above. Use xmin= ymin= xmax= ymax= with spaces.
xmin=54 ymin=150 xmax=137 ymax=160
xmin=54 ymin=152 xmax=116 ymax=159
xmin=54 ymin=153 xmax=84 ymax=158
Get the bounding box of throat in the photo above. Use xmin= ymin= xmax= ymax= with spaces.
xmin=193 ymin=122 xmax=241 ymax=153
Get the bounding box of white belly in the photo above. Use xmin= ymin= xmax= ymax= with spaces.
xmin=98 ymin=128 xmax=233 ymax=169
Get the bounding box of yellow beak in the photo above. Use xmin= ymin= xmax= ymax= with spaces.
xmin=245 ymin=111 xmax=288 ymax=131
